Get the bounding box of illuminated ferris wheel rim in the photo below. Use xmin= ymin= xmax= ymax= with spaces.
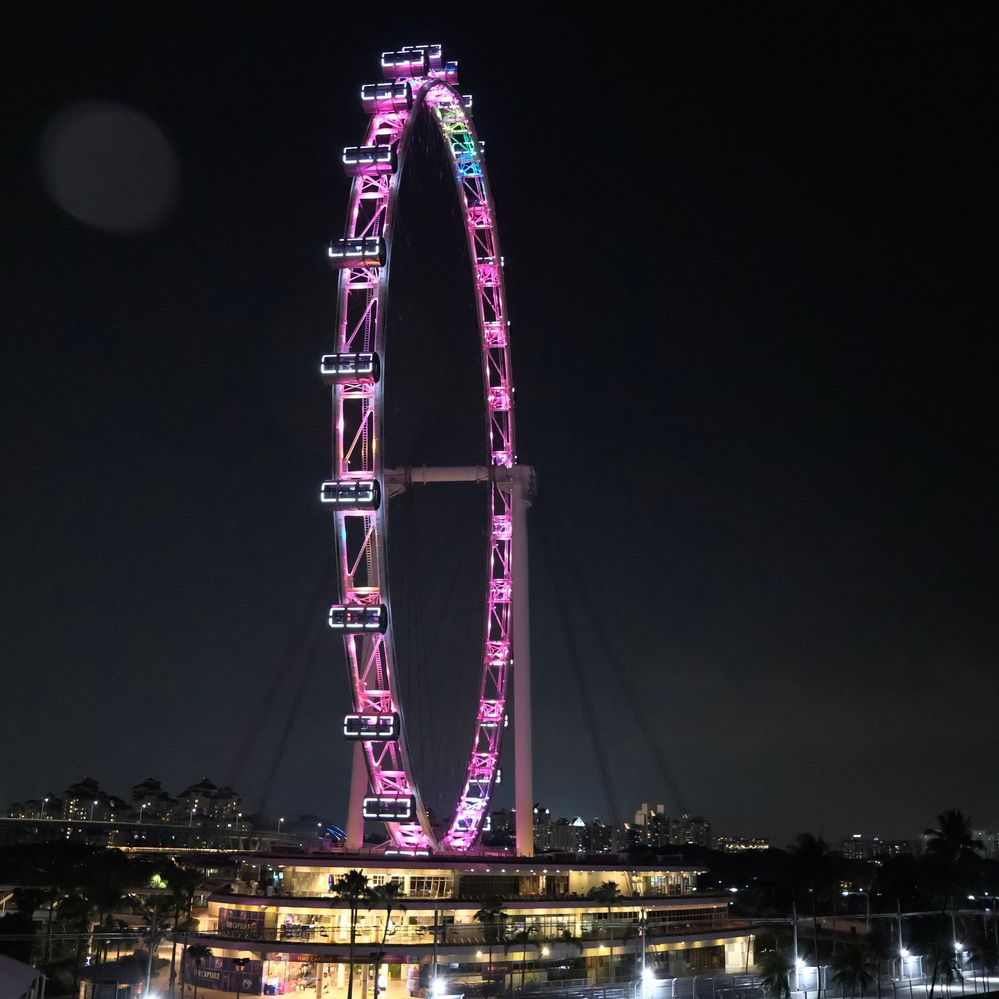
xmin=323 ymin=45 xmax=518 ymax=854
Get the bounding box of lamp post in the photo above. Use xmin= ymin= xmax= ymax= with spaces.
xmin=41 ymin=797 xmax=49 ymax=819
xmin=278 ymin=817 xmax=285 ymax=835
xmin=189 ymin=808 xmax=196 ymax=828
xmin=233 ymin=956 xmax=249 ymax=999
xmin=140 ymin=803 xmax=147 ymax=824
xmin=90 ymin=800 xmax=98 ymax=821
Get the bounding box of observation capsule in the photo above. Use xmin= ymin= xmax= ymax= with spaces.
xmin=342 ymin=145 xmax=397 ymax=177
xmin=361 ymin=81 xmax=413 ymax=114
xmin=401 ymin=43 xmax=443 ymax=70
xmin=343 ymin=713 xmax=400 ymax=741
xmin=328 ymin=604 xmax=388 ymax=633
xmin=320 ymin=352 xmax=381 ymax=384
xmin=328 ymin=237 xmax=385 ymax=268
xmin=320 ymin=479 xmax=381 ymax=510
xmin=363 ymin=795 xmax=417 ymax=821
xmin=381 ymin=50 xmax=427 ymax=79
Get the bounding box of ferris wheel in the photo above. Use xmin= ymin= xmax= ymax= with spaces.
xmin=321 ymin=45 xmax=533 ymax=855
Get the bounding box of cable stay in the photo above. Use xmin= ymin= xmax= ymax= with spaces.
xmin=536 ymin=510 xmax=623 ymax=831
xmin=225 ymin=563 xmax=337 ymax=793
xmin=256 ymin=617 xmax=326 ymax=817
xmin=536 ymin=499 xmax=689 ymax=819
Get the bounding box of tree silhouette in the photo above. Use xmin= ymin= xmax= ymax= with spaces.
xmin=334 ymin=869 xmax=370 ymax=999
xmin=830 ymin=943 xmax=876 ymax=999
xmin=474 ymin=896 xmax=509 ymax=982
xmin=367 ymin=880 xmax=406 ymax=999
xmin=589 ymin=881 xmax=622 ymax=983
xmin=758 ymin=950 xmax=792 ymax=999
xmin=924 ymin=810 xmax=982 ymax=999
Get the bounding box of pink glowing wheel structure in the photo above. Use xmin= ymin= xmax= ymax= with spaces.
xmin=322 ymin=45 xmax=516 ymax=852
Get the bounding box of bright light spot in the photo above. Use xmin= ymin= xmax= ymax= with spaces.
xmin=728 ymin=887 xmax=738 ymax=894
xmin=642 ymin=968 xmax=656 ymax=986
xmin=476 ymin=951 xmax=483 ymax=958
xmin=901 ymin=950 xmax=910 ymax=959
xmin=541 ymin=947 xmax=550 ymax=957
xmin=431 ymin=978 xmax=444 ymax=995
xmin=955 ymin=942 xmax=964 ymax=952
xmin=795 ymin=959 xmax=806 ymax=969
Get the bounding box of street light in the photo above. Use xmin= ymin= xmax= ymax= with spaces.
xmin=233 ymin=956 xmax=249 ymax=999
xmin=140 ymin=803 xmax=147 ymax=824
xmin=278 ymin=817 xmax=285 ymax=834
xmin=189 ymin=808 xmax=196 ymax=828
xmin=90 ymin=800 xmax=98 ymax=821
xmin=41 ymin=797 xmax=49 ymax=819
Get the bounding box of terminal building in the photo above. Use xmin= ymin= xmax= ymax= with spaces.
xmin=186 ymin=852 xmax=756 ymax=997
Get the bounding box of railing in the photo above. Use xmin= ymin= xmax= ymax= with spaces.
xmin=206 ymin=917 xmax=752 ymax=948
xmin=515 ymin=974 xmax=763 ymax=999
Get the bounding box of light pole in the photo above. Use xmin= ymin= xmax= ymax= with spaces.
xmin=41 ymin=797 xmax=49 ymax=819
xmin=189 ymin=808 xmax=196 ymax=828
xmin=90 ymin=800 xmax=98 ymax=821
xmin=278 ymin=817 xmax=285 ymax=835
xmin=140 ymin=803 xmax=147 ymax=824
xmin=233 ymin=956 xmax=249 ymax=999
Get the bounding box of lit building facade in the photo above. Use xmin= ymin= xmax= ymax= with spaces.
xmin=186 ymin=853 xmax=756 ymax=996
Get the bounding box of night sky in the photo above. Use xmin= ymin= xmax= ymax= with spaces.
xmin=3 ymin=7 xmax=996 ymax=846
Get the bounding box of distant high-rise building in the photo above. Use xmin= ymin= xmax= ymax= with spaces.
xmin=551 ymin=816 xmax=588 ymax=852
xmin=973 ymin=830 xmax=998 ymax=859
xmin=533 ymin=803 xmax=553 ymax=853
xmin=489 ymin=808 xmax=515 ymax=835
xmin=841 ymin=834 xmax=912 ymax=859
xmin=669 ymin=815 xmax=712 ymax=847
xmin=633 ymin=803 xmax=669 ymax=848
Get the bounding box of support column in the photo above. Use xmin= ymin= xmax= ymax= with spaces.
xmin=346 ymin=742 xmax=367 ymax=851
xmin=512 ymin=474 xmax=534 ymax=857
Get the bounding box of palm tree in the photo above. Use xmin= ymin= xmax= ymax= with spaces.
xmin=474 ymin=896 xmax=509 ymax=983
xmin=133 ymin=892 xmax=177 ymax=996
xmin=830 ymin=943 xmax=876 ymax=999
xmin=334 ymin=869 xmax=370 ymax=999
xmin=367 ymin=881 xmax=406 ymax=999
xmin=863 ymin=927 xmax=892 ymax=999
xmin=162 ymin=861 xmax=203 ymax=999
xmin=589 ymin=881 xmax=622 ymax=983
xmin=758 ymin=950 xmax=792 ymax=999
xmin=187 ymin=944 xmax=213 ymax=999
xmin=924 ymin=810 xmax=983 ymax=999
xmin=504 ymin=925 xmax=538 ymax=989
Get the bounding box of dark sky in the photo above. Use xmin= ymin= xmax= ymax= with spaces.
xmin=3 ymin=6 xmax=996 ymax=847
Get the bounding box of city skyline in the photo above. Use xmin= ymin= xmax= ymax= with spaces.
xmin=2 ymin=8 xmax=996 ymax=847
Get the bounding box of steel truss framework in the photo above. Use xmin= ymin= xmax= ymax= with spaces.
xmin=328 ymin=47 xmax=517 ymax=852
